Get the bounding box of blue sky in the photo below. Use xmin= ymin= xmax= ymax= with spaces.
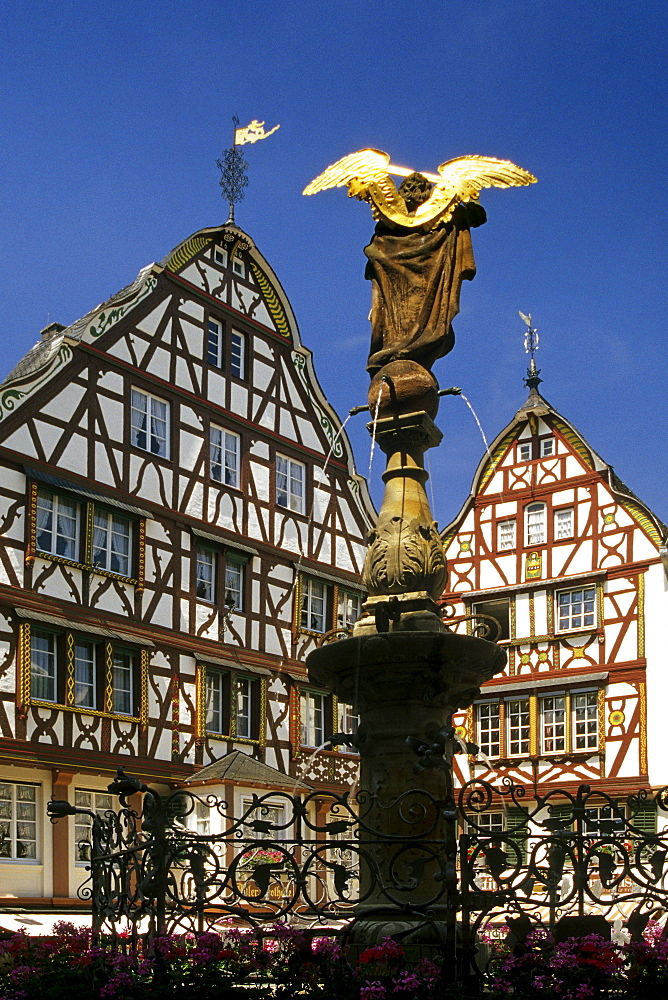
xmin=0 ymin=0 xmax=666 ymax=527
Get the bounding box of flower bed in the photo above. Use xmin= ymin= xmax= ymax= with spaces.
xmin=3 ymin=918 xmax=668 ymax=999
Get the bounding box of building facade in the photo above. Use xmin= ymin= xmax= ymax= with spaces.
xmin=441 ymin=379 xmax=668 ymax=831
xmin=0 ymin=222 xmax=374 ymax=909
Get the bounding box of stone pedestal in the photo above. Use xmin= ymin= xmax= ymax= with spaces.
xmin=307 ymin=630 xmax=506 ymax=949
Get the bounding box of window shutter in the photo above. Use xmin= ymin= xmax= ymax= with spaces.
xmin=632 ymin=801 xmax=657 ymax=834
xmin=506 ymin=807 xmax=529 ymax=864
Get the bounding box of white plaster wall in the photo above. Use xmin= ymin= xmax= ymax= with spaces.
xmin=644 ymin=562 xmax=668 ymax=785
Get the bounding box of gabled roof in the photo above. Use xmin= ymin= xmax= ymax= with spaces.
xmin=185 ymin=749 xmax=311 ymax=791
xmin=442 ymin=385 xmax=668 ymax=548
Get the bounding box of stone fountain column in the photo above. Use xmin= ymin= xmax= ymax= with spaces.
xmin=306 ymin=359 xmax=506 ymax=951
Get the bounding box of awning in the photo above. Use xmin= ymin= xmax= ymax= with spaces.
xmin=197 ymin=653 xmax=271 ymax=677
xmin=26 ymin=467 xmax=151 ymax=518
xmin=14 ymin=608 xmax=154 ymax=647
xmin=191 ymin=528 xmax=258 ymax=557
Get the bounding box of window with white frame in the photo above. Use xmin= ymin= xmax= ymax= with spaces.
xmin=230 ymin=330 xmax=246 ymax=380
xmin=540 ymin=437 xmax=555 ymax=457
xmin=573 ymin=691 xmax=598 ymax=750
xmin=92 ymin=510 xmax=133 ymax=576
xmin=337 ymin=702 xmax=359 ymax=753
xmin=205 ymin=670 xmax=227 ymax=734
xmin=497 ymin=519 xmax=516 ymax=552
xmin=213 ymin=246 xmax=227 ymax=267
xmin=242 ymin=799 xmax=285 ymax=840
xmin=234 ymin=676 xmax=257 ymax=739
xmin=210 ymin=425 xmax=240 ymax=488
xmin=224 ymin=558 xmax=244 ymax=611
xmin=518 ymin=441 xmax=532 ymax=462
xmin=506 ymin=699 xmax=530 ymax=756
xmin=478 ymin=703 xmax=501 ymax=757
xmin=525 ymin=502 xmax=546 ymax=546
xmin=0 ymin=782 xmax=37 ymax=860
xmin=557 ymin=586 xmax=596 ymax=631
xmin=583 ymin=803 xmax=624 ymax=835
xmin=196 ymin=548 xmax=216 ymax=602
xmin=276 ymin=454 xmax=305 ymax=513
xmin=112 ymin=649 xmax=134 ymax=716
xmin=74 ymin=789 xmax=113 ymax=863
xmin=130 ymin=388 xmax=169 ymax=457
xmin=472 ymin=598 xmax=510 ymax=642
xmin=207 ymin=318 xmax=223 ymax=367
xmin=300 ymin=689 xmax=327 ymax=747
xmin=554 ymin=508 xmax=574 ymax=540
xmin=471 ymin=811 xmax=505 ymax=836
xmin=35 ymin=491 xmax=79 ymax=561
xmin=540 ymin=695 xmax=566 ymax=753
xmin=337 ymin=590 xmax=362 ymax=630
xmin=301 ymin=577 xmax=328 ymax=633
xmin=30 ymin=630 xmax=57 ymax=703
xmin=232 ymin=255 xmax=245 ymax=277
xmin=194 ymin=799 xmax=211 ymax=835
xmin=74 ymin=640 xmax=97 ymax=709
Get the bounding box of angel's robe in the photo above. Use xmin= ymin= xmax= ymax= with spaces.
xmin=364 ymin=201 xmax=487 ymax=375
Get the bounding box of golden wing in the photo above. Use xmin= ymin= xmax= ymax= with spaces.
xmin=302 ymin=148 xmax=392 ymax=195
xmin=413 ymin=155 xmax=537 ymax=227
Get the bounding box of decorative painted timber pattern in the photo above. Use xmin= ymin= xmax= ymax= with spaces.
xmin=248 ymin=261 xmax=291 ymax=338
xmin=163 ymin=236 xmax=211 ymax=273
xmin=0 ymin=343 xmax=73 ymax=422
xmin=87 ymin=274 xmax=158 ymax=339
xmin=292 ymin=352 xmax=344 ymax=459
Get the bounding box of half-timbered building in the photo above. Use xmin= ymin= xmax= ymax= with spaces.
xmin=0 ymin=222 xmax=374 ymax=908
xmin=441 ymin=375 xmax=668 ymax=833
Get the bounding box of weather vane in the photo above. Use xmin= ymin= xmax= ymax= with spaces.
xmin=217 ymin=116 xmax=280 ymax=224
xmin=519 ymin=311 xmax=542 ymax=390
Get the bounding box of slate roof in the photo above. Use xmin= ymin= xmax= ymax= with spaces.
xmin=1 ymin=267 xmax=152 ymax=387
xmin=185 ymin=749 xmax=312 ymax=791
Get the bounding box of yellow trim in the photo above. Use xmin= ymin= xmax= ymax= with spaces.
xmin=598 ymin=687 xmax=606 ymax=778
xmin=639 ymin=680 xmax=648 ymax=774
xmin=163 ymin=234 xmax=210 ymax=272
xmin=29 ymin=699 xmax=139 ymax=723
xmin=26 ymin=482 xmax=38 ymax=564
xmin=478 ymin=429 xmax=515 ymax=492
xmin=140 ymin=648 xmax=149 ymax=728
xmin=637 ymin=572 xmax=645 ymax=659
xmin=552 ymin=418 xmax=594 ymax=469
xmin=84 ymin=503 xmax=94 ymax=566
xmin=196 ymin=664 xmax=206 ymax=740
xmin=565 ymin=691 xmax=572 ymax=752
xmin=619 ymin=500 xmax=661 ymax=545
xmin=248 ymin=260 xmax=291 ymax=338
xmin=529 ymin=693 xmax=538 ymax=756
xmin=34 ymin=549 xmax=138 ymax=585
xmin=18 ymin=623 xmax=31 ymax=710
xmin=259 ymin=676 xmax=267 ymax=749
xmin=104 ymin=642 xmax=113 ymax=714
xmin=65 ymin=632 xmax=75 ymax=708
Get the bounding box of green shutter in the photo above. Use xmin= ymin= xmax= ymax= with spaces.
xmin=632 ymin=801 xmax=657 ymax=834
xmin=506 ymin=807 xmax=529 ymax=864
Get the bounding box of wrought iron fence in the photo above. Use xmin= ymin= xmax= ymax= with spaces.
xmin=48 ymin=766 xmax=668 ymax=986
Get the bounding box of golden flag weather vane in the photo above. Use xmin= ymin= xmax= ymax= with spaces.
xmin=218 ymin=115 xmax=281 ymax=223
xmin=303 ymin=148 xmax=536 ymax=230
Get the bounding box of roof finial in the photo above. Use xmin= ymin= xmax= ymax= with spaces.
xmin=519 ymin=311 xmax=542 ymax=393
xmin=216 ymin=115 xmax=281 ymax=224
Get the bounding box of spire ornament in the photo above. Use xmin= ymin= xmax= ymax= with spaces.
xmin=520 ymin=310 xmax=542 ymax=392
xmin=217 ymin=115 xmax=280 ymax=224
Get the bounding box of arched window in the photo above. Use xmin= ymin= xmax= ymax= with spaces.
xmin=525 ymin=502 xmax=546 ymax=546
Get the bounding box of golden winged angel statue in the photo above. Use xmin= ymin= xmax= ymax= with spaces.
xmin=304 ymin=149 xmax=536 ymax=375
